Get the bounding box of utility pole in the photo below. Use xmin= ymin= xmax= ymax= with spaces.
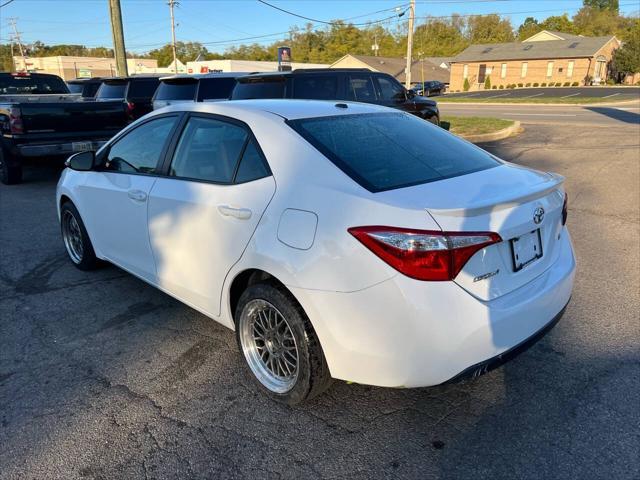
xmin=404 ymin=0 xmax=415 ymax=89
xmin=9 ymin=18 xmax=26 ymax=70
xmin=168 ymin=0 xmax=178 ymax=73
xmin=108 ymin=0 xmax=128 ymax=77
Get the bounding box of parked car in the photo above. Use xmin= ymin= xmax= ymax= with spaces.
xmin=412 ymin=80 xmax=446 ymax=97
xmin=57 ymin=99 xmax=575 ymax=404
xmin=0 ymin=72 xmax=129 ymax=184
xmin=95 ymin=75 xmax=161 ymax=121
xmin=67 ymin=77 xmax=106 ymax=99
xmin=231 ymin=68 xmax=440 ymax=125
xmin=152 ymin=72 xmax=245 ymax=110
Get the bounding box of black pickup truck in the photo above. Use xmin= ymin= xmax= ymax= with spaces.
xmin=0 ymin=72 xmax=129 ymax=184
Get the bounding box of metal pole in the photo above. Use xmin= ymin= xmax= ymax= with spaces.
xmin=108 ymin=0 xmax=128 ymax=76
xmin=168 ymin=0 xmax=178 ymax=73
xmin=404 ymin=0 xmax=415 ymax=89
xmin=9 ymin=19 xmax=26 ymax=70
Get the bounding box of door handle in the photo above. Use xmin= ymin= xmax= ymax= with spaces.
xmin=217 ymin=205 xmax=252 ymax=220
xmin=127 ymin=189 xmax=147 ymax=202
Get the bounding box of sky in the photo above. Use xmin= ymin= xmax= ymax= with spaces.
xmin=1 ymin=0 xmax=639 ymax=55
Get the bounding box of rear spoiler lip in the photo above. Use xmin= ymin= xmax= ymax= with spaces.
xmin=426 ymin=173 xmax=565 ymax=217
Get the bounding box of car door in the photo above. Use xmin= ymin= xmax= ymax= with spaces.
xmin=373 ymin=74 xmax=421 ymax=115
xmin=147 ymin=114 xmax=276 ymax=317
xmin=76 ymin=114 xmax=180 ymax=282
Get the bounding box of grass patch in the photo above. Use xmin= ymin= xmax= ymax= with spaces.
xmin=438 ymin=96 xmax=637 ymax=104
xmin=443 ymin=116 xmax=514 ymax=136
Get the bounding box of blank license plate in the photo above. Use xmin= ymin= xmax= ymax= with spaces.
xmin=510 ymin=229 xmax=543 ymax=271
xmin=72 ymin=141 xmax=93 ymax=152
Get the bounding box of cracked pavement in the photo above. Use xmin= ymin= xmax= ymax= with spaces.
xmin=1 ymin=120 xmax=639 ymax=479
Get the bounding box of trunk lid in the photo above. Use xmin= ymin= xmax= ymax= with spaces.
xmin=375 ymin=164 xmax=566 ymax=301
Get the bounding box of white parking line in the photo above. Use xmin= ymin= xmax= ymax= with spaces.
xmin=508 ymin=113 xmax=578 ymax=116
xmin=560 ymin=92 xmax=581 ymax=98
xmin=603 ymin=93 xmax=620 ymax=98
xmin=484 ymin=93 xmax=511 ymax=99
xmin=520 ymin=93 xmax=545 ymax=98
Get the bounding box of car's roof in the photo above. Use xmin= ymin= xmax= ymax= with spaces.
xmin=159 ymin=72 xmax=249 ymax=81
xmin=159 ymin=98 xmax=392 ymax=121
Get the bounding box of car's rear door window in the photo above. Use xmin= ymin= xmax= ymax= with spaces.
xmin=346 ymin=75 xmax=376 ymax=102
xmin=292 ymin=75 xmax=338 ymax=100
xmin=97 ymin=81 xmax=127 ymax=99
xmin=232 ymin=77 xmax=286 ymax=99
xmin=129 ymin=79 xmax=160 ymax=98
xmin=288 ymin=112 xmax=500 ymax=192
xmin=169 ymin=117 xmax=248 ymax=183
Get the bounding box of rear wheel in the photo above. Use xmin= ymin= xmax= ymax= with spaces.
xmin=236 ymin=282 xmax=332 ymax=404
xmin=0 ymin=148 xmax=22 ymax=185
xmin=60 ymin=202 xmax=99 ymax=271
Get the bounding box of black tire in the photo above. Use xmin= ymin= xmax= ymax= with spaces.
xmin=235 ymin=282 xmax=332 ymax=405
xmin=60 ymin=201 xmax=100 ymax=271
xmin=0 ymin=148 xmax=23 ymax=185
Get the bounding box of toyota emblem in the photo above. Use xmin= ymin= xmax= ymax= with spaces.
xmin=533 ymin=207 xmax=545 ymax=224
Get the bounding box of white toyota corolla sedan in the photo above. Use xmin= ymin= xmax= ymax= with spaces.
xmin=57 ymin=100 xmax=575 ymax=404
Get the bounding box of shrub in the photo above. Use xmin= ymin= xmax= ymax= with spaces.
xmin=509 ymin=84 xmax=516 ymax=89
xmin=554 ymin=82 xmax=561 ymax=87
xmin=563 ymin=82 xmax=570 ymax=86
xmin=517 ymin=83 xmax=523 ymax=88
xmin=606 ymin=78 xmax=616 ymax=85
xmin=533 ymin=82 xmax=539 ymax=87
xmin=463 ymin=78 xmax=470 ymax=92
xmin=571 ymin=81 xmax=579 ymax=86
xmin=499 ymin=84 xmax=504 ymax=89
xmin=541 ymin=82 xmax=547 ymax=87
xmin=525 ymin=82 xmax=531 ymax=87
xmin=484 ymin=75 xmax=491 ymax=90
xmin=492 ymin=85 xmax=497 ymax=89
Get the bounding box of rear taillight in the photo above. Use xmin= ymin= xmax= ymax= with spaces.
xmin=348 ymin=226 xmax=502 ymax=281
xmin=9 ymin=107 xmax=24 ymax=134
xmin=562 ymin=192 xmax=568 ymax=225
xmin=125 ymin=101 xmax=135 ymax=120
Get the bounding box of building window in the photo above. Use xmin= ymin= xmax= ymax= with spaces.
xmin=463 ymin=64 xmax=468 ymax=79
xmin=546 ymin=61 xmax=554 ymax=78
xmin=501 ymin=63 xmax=507 ymax=79
xmin=567 ymin=60 xmax=574 ymax=77
xmin=521 ymin=62 xmax=528 ymax=78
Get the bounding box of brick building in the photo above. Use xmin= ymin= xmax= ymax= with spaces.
xmin=330 ymin=54 xmax=451 ymax=85
xmin=449 ymin=30 xmax=620 ymax=91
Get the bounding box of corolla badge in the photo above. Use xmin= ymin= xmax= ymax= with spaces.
xmin=533 ymin=206 xmax=545 ymax=224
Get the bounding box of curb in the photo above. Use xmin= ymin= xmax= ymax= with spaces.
xmin=439 ymin=99 xmax=639 ymax=107
xmin=458 ymin=121 xmax=522 ymax=143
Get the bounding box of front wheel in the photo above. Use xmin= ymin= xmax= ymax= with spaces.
xmin=60 ymin=202 xmax=100 ymax=271
xmin=235 ymin=282 xmax=332 ymax=404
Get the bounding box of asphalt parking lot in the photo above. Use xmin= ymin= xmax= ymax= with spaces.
xmin=446 ymin=85 xmax=640 ymax=101
xmin=1 ymin=117 xmax=639 ymax=479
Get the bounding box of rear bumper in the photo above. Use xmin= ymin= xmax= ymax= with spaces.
xmin=290 ymin=229 xmax=576 ymax=388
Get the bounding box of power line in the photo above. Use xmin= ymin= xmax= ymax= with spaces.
xmin=256 ymin=0 xmax=409 ymax=27
xmin=0 ymin=0 xmax=17 ymax=8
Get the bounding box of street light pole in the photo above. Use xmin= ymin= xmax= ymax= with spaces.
xmin=404 ymin=0 xmax=415 ymax=89
xmin=108 ymin=0 xmax=128 ymax=76
xmin=168 ymin=0 xmax=178 ymax=73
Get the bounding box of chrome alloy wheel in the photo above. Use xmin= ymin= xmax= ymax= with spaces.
xmin=61 ymin=210 xmax=84 ymax=264
xmin=239 ymin=299 xmax=299 ymax=393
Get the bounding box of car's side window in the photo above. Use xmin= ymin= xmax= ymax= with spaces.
xmin=105 ymin=116 xmax=178 ymax=174
xmin=170 ymin=116 xmax=248 ymax=183
xmin=234 ymin=139 xmax=270 ymax=183
xmin=293 ymin=75 xmax=338 ymax=100
xmin=376 ymin=76 xmax=406 ymax=102
xmin=347 ymin=75 xmax=377 ymax=102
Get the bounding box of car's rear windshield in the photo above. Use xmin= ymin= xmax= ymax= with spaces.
xmin=67 ymin=83 xmax=83 ymax=94
xmin=0 ymin=75 xmax=69 ymax=94
xmin=232 ymin=77 xmax=285 ymax=99
xmin=198 ymin=77 xmax=237 ymax=100
xmin=287 ymin=112 xmax=500 ymax=192
xmin=97 ymin=81 xmax=127 ymax=99
xmin=129 ymin=79 xmax=160 ymax=98
xmin=155 ymin=80 xmax=197 ymax=101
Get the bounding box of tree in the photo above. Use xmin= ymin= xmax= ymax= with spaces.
xmin=583 ymin=0 xmax=619 ymax=12
xmin=612 ymin=23 xmax=640 ymax=76
xmin=541 ymin=14 xmax=576 ymax=33
xmin=414 ymin=16 xmax=468 ymax=56
xmin=146 ymin=41 xmax=210 ymax=66
xmin=518 ymin=17 xmax=541 ymax=40
xmin=484 ymin=75 xmax=491 ymax=89
xmin=466 ymin=14 xmax=515 ymax=44
xmin=463 ymin=77 xmax=470 ymax=91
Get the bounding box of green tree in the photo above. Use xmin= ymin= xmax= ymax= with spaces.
xmin=518 ymin=17 xmax=541 ymax=40
xmin=463 ymin=77 xmax=470 ymax=91
xmin=466 ymin=14 xmax=515 ymax=44
xmin=146 ymin=41 xmax=209 ymax=67
xmin=414 ymin=16 xmax=468 ymax=56
xmin=484 ymin=75 xmax=491 ymax=89
xmin=612 ymin=23 xmax=640 ymax=76
xmin=583 ymin=0 xmax=619 ymax=12
xmin=541 ymin=14 xmax=576 ymax=33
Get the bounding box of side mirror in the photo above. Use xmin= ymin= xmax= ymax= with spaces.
xmin=406 ymin=89 xmax=416 ymax=100
xmin=65 ymin=151 xmax=95 ymax=171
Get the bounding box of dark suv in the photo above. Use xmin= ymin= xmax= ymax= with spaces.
xmin=95 ymin=75 xmax=161 ymax=121
xmin=231 ymin=68 xmax=439 ymax=125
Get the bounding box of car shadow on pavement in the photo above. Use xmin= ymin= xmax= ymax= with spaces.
xmin=585 ymin=107 xmax=640 ymax=125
